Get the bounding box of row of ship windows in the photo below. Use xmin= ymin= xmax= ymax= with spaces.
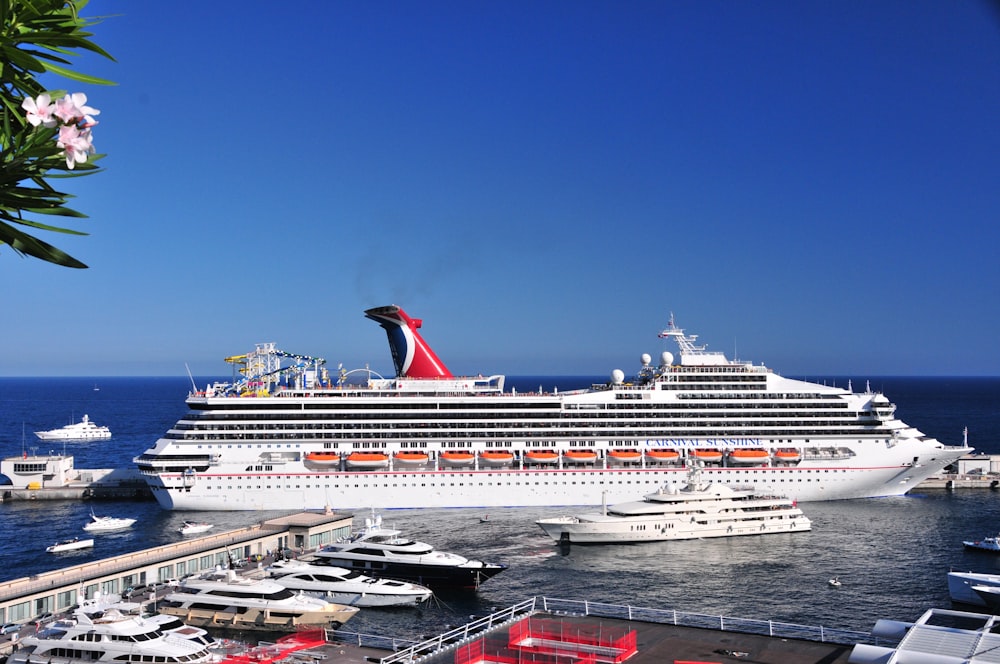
xmin=178 ymin=474 xmax=840 ymax=491
xmin=177 ymin=418 xmax=880 ymax=433
xmin=189 ymin=408 xmax=860 ymax=428
xmin=175 ymin=426 xmax=879 ymax=441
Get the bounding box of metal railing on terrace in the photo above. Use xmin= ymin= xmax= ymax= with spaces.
xmin=334 ymin=596 xmax=889 ymax=664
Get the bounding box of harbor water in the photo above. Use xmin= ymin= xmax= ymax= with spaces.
xmin=1 ymin=376 xmax=999 ymax=639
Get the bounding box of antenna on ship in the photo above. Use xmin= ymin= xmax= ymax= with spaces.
xmin=185 ymin=363 xmax=198 ymax=393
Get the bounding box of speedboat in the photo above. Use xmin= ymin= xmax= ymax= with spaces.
xmin=828 ymin=578 xmax=842 ymax=587
xmin=83 ymin=511 xmax=136 ymax=533
xmin=8 ymin=597 xmax=218 ymax=664
xmin=266 ymin=560 xmax=433 ymax=607
xmin=962 ymin=534 xmax=1000 ymax=552
xmin=307 ymin=513 xmax=507 ymax=591
xmin=178 ymin=521 xmax=213 ymax=535
xmin=535 ymin=465 xmax=811 ymax=545
xmin=34 ymin=414 xmax=111 ymax=441
xmin=46 ymin=537 xmax=94 ymax=553
xmin=158 ymin=568 xmax=358 ymax=632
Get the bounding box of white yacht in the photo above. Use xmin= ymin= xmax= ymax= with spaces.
xmin=134 ymin=305 xmax=971 ymax=511
xmin=158 ymin=569 xmax=358 ymax=632
xmin=305 ymin=513 xmax=506 ymax=591
xmin=83 ymin=511 xmax=136 ymax=533
xmin=8 ymin=598 xmax=217 ymax=664
xmin=35 ymin=414 xmax=111 ymax=441
xmin=536 ymin=465 xmax=812 ymax=544
xmin=266 ymin=559 xmax=433 ymax=607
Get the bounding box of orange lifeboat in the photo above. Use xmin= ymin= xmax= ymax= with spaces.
xmin=525 ymin=450 xmax=559 ymax=464
xmin=345 ymin=452 xmax=389 ymax=469
xmin=691 ymin=448 xmax=723 ymax=463
xmin=608 ymin=449 xmax=642 ymax=463
xmin=563 ymin=449 xmax=598 ymax=464
xmin=478 ymin=450 xmax=514 ymax=467
xmin=728 ymin=449 xmax=770 ymax=465
xmin=305 ymin=451 xmax=340 ymax=466
xmin=440 ymin=451 xmax=475 ymax=467
xmin=393 ymin=451 xmax=429 ymax=466
xmin=774 ymin=448 xmax=802 ymax=463
xmin=645 ymin=449 xmax=680 ymax=463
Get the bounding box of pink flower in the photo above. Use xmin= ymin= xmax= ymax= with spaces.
xmin=21 ymin=93 xmax=57 ymax=127
xmin=53 ymin=93 xmax=100 ymax=124
xmin=57 ymin=125 xmax=95 ymax=169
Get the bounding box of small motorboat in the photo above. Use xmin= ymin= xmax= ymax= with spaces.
xmin=828 ymin=577 xmax=842 ymax=587
xmin=46 ymin=537 xmax=94 ymax=553
xmin=83 ymin=511 xmax=137 ymax=533
xmin=963 ymin=534 xmax=1000 ymax=553
xmin=179 ymin=521 xmax=214 ymax=536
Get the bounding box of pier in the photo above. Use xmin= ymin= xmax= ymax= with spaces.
xmin=0 ymin=510 xmax=352 ymax=636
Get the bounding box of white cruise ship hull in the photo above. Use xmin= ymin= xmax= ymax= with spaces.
xmin=135 ymin=305 xmax=971 ymax=512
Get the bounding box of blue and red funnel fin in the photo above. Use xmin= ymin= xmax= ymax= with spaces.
xmin=364 ymin=305 xmax=453 ymax=379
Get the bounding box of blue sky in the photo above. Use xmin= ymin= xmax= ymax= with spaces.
xmin=3 ymin=1 xmax=998 ymax=378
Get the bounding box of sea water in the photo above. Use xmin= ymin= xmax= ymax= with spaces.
xmin=1 ymin=376 xmax=999 ymax=639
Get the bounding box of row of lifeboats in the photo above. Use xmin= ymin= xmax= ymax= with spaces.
xmin=304 ymin=447 xmax=802 ymax=469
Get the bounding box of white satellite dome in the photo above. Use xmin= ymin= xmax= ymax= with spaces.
xmin=611 ymin=369 xmax=625 ymax=384
xmin=640 ymin=353 xmax=652 ymax=366
xmin=661 ymin=351 xmax=674 ymax=366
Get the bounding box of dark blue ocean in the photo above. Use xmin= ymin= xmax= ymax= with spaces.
xmin=1 ymin=376 xmax=999 ymax=640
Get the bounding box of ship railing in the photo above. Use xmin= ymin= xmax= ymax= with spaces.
xmin=363 ymin=596 xmax=891 ymax=664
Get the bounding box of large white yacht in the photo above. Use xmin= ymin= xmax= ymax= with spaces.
xmin=299 ymin=514 xmax=506 ymax=591
xmin=35 ymin=414 xmax=111 ymax=441
xmin=8 ymin=598 xmax=217 ymax=664
xmin=134 ymin=305 xmax=971 ymax=511
xmin=266 ymin=559 xmax=433 ymax=607
xmin=536 ymin=465 xmax=811 ymax=544
xmin=158 ymin=569 xmax=358 ymax=632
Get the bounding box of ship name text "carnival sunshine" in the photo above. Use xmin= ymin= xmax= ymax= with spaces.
xmin=642 ymin=439 xmax=762 ymax=448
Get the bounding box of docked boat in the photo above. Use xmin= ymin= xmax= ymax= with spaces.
xmin=728 ymin=449 xmax=770 ymax=465
xmin=563 ymin=449 xmax=598 ymax=464
xmin=344 ymin=452 xmax=389 ymax=469
xmin=178 ymin=521 xmax=214 ymax=535
xmin=35 ymin=414 xmax=110 ymax=441
xmin=158 ymin=569 xmax=358 ymax=632
xmin=8 ymin=597 xmax=218 ymax=664
xmin=478 ymin=450 xmax=514 ymax=467
xmin=535 ymin=465 xmax=812 ymax=544
xmin=304 ymin=451 xmax=339 ymax=466
xmin=690 ymin=449 xmax=724 ymax=463
xmin=440 ymin=451 xmax=476 ymax=466
xmin=607 ymin=449 xmax=642 ymax=464
xmin=45 ymin=537 xmax=94 ymax=553
xmin=134 ymin=305 xmax=972 ymax=512
xmin=83 ymin=511 xmax=136 ymax=533
xmin=525 ymin=450 xmax=559 ymax=464
xmin=963 ymin=534 xmax=1000 ymax=552
xmin=303 ymin=513 xmax=507 ymax=591
xmin=266 ymin=559 xmax=433 ymax=607
xmin=393 ymin=451 xmax=429 ymax=466
xmin=948 ymin=570 xmax=1000 ymax=607
xmin=645 ymin=449 xmax=680 ymax=464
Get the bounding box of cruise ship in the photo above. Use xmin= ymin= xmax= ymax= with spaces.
xmin=134 ymin=305 xmax=971 ymax=511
